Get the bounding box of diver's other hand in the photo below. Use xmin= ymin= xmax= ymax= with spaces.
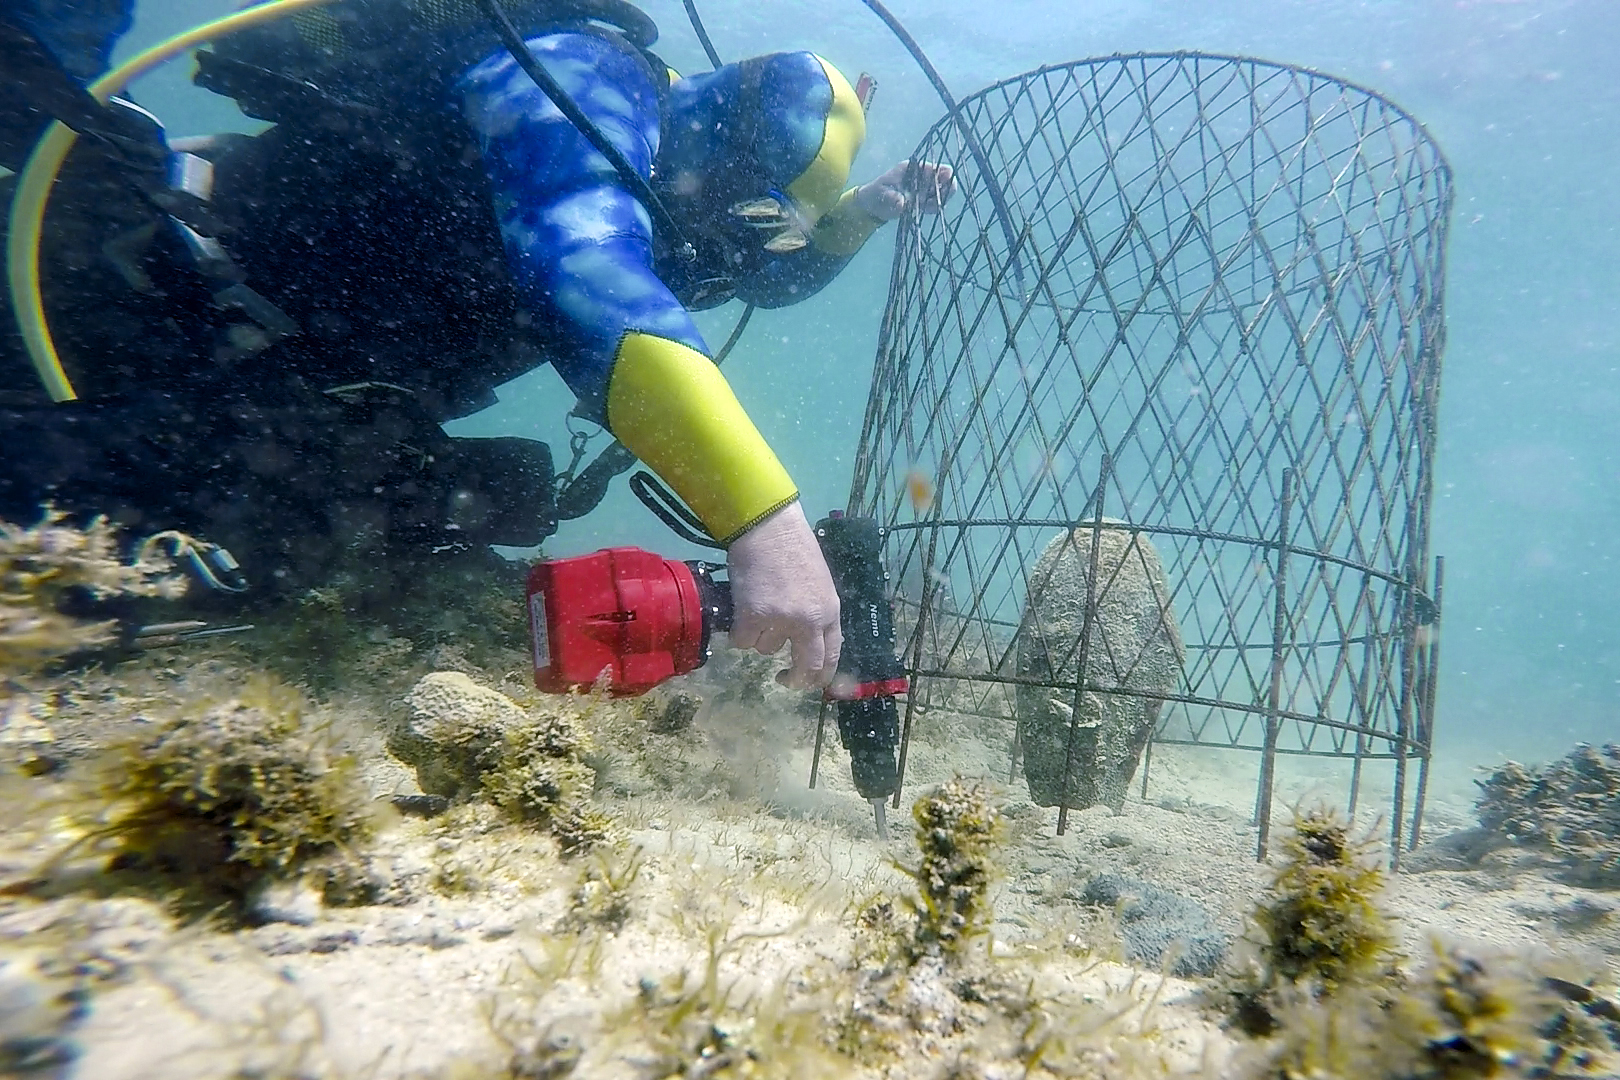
xmin=855 ymin=161 xmax=957 ymax=221
xmin=726 ymin=501 xmax=843 ymax=689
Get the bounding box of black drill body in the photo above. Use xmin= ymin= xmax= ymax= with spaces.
xmin=813 ymin=513 xmax=905 ymax=800
xmin=688 ymin=512 xmax=906 ymax=800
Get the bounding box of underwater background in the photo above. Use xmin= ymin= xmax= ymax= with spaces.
xmin=115 ymin=0 xmax=1618 ymax=768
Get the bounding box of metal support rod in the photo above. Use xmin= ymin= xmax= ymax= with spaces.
xmin=1409 ymin=554 xmax=1445 ymax=849
xmin=1056 ymin=455 xmax=1111 ymax=836
xmin=892 ymin=518 xmax=942 ymax=809
xmin=808 ymin=697 xmax=829 ymax=789
xmin=1347 ymin=657 xmax=1370 ymax=818
xmin=1348 ymin=578 xmax=1375 ymax=819
xmin=1389 ymin=568 xmax=1423 ymax=870
xmin=1139 ymin=729 xmax=1154 ymax=800
xmin=1254 ymin=467 xmax=1294 ymax=860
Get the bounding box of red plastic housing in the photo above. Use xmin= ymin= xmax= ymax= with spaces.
xmin=527 ymin=547 xmax=707 ymax=696
xmin=825 ymin=676 xmax=910 ymax=702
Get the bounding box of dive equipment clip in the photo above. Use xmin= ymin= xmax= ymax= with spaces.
xmin=135 ymin=530 xmax=250 ymax=593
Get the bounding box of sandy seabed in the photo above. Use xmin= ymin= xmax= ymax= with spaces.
xmin=0 ymin=639 xmax=1612 ymax=1080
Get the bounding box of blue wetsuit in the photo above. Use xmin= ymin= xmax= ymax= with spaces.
xmin=454 ymin=35 xmax=872 ymax=425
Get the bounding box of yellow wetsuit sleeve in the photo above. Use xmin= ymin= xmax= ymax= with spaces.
xmin=606 ymin=332 xmax=799 ymax=544
xmin=810 ymin=187 xmax=885 ymax=257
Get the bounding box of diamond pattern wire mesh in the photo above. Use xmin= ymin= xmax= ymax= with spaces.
xmin=848 ymin=54 xmax=1452 ymax=858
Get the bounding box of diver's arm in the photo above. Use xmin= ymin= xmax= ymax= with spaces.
xmin=456 ymin=32 xmax=802 ymax=542
xmin=455 ymin=34 xmax=842 ymax=687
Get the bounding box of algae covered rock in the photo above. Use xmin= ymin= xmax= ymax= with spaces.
xmin=1475 ymin=744 xmax=1620 ymax=887
xmin=392 ymin=671 xmax=527 ymax=797
xmin=98 ymin=678 xmax=374 ymax=903
xmin=1252 ymin=810 xmax=1396 ymax=994
xmin=1014 ymin=525 xmax=1185 ymax=812
xmin=483 ymin=708 xmax=607 ymax=855
xmin=1228 ymin=809 xmax=1400 ymax=1038
xmin=1251 ymin=943 xmax=1620 ymax=1080
xmin=906 ymin=778 xmax=1004 ymax=960
xmin=393 ymin=671 xmax=607 ymax=854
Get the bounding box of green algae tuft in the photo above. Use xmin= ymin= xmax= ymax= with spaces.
xmin=903 ymin=777 xmax=1005 ymax=962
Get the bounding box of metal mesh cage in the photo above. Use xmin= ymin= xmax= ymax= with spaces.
xmin=847 ymin=53 xmax=1453 ymax=859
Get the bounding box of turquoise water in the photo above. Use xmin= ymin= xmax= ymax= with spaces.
xmin=115 ymin=0 xmax=1618 ymax=765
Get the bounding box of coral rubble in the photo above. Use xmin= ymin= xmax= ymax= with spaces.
xmin=0 ymin=511 xmax=184 ymax=675
xmin=1475 ymin=744 xmax=1620 ymax=887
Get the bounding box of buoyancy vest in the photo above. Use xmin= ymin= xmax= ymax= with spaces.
xmin=185 ymin=0 xmax=674 ymax=420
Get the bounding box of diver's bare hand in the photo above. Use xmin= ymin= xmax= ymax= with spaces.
xmin=855 ymin=161 xmax=956 ymax=221
xmin=726 ymin=501 xmax=843 ymax=689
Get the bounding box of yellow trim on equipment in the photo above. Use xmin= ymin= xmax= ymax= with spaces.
xmin=606 ymin=332 xmax=799 ymax=544
xmin=6 ymin=0 xmax=338 ymax=402
xmin=810 ymin=186 xmax=883 ymax=256
xmin=785 ymin=56 xmax=865 ymax=226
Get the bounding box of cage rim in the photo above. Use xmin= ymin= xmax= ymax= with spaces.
xmin=922 ymin=49 xmax=1455 ymax=186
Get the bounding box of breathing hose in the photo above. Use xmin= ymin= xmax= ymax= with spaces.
xmin=681 ymin=0 xmax=723 ymax=70
xmin=854 ymin=0 xmax=1026 ymax=296
xmin=6 ymin=0 xmax=340 ymax=402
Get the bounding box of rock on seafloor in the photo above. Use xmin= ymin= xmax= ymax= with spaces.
xmin=390 ymin=672 xmax=526 ymax=798
xmin=246 ymin=877 xmax=324 ymax=927
xmin=1015 ymin=525 xmax=1185 ymax=812
xmin=1080 ymin=873 xmax=1227 ymax=977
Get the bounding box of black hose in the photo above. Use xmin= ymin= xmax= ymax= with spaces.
xmin=630 ymin=471 xmax=724 ymax=549
xmin=681 ymin=0 xmax=723 ymax=70
xmin=855 ymin=0 xmax=1027 ymax=296
xmin=475 ymin=0 xmax=697 ymax=262
xmin=712 ymin=302 xmax=754 ymax=365
xmin=553 ymin=440 xmax=636 ymax=519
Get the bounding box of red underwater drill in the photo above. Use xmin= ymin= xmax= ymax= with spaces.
xmin=526 ymin=512 xmax=907 ymax=824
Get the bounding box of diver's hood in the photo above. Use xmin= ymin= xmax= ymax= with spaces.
xmin=658 ymin=51 xmax=866 ymax=231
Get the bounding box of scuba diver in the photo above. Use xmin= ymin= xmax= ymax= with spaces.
xmin=0 ymin=0 xmax=955 ymax=687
